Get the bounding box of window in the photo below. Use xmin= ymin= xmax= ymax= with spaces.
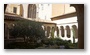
xmin=41 ymin=4 xmax=43 ymax=10
xmin=13 ymin=7 xmax=17 ymax=14
xmin=28 ymin=4 xmax=36 ymax=18
xmin=41 ymin=4 xmax=43 ymax=6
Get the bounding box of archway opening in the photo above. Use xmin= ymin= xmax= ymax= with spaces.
xmin=47 ymin=26 xmax=50 ymax=37
xmin=60 ymin=26 xmax=64 ymax=37
xmin=72 ymin=25 xmax=78 ymax=38
xmin=66 ymin=26 xmax=71 ymax=38
xmin=56 ymin=27 xmax=59 ymax=37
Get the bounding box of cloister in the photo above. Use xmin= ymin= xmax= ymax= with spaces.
xmin=42 ymin=20 xmax=78 ymax=43
xmin=4 ymin=4 xmax=84 ymax=49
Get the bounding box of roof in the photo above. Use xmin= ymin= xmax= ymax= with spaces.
xmin=4 ymin=12 xmax=56 ymax=24
xmin=4 ymin=12 xmax=24 ymax=21
xmin=51 ymin=12 xmax=77 ymax=21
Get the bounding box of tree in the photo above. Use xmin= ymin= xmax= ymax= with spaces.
xmin=9 ymin=19 xmax=45 ymax=42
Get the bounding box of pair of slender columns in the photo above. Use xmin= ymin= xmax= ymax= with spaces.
xmin=56 ymin=26 xmax=76 ymax=43
xmin=44 ymin=25 xmax=77 ymax=43
xmin=44 ymin=26 xmax=52 ymax=38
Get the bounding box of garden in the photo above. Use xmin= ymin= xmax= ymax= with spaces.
xmin=5 ymin=20 xmax=78 ymax=49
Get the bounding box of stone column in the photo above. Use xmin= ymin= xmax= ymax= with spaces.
xmin=44 ymin=26 xmax=47 ymax=37
xmin=54 ymin=27 xmax=57 ymax=38
xmin=59 ymin=27 xmax=62 ymax=38
xmin=23 ymin=4 xmax=28 ymax=18
xmin=49 ymin=27 xmax=51 ymax=38
xmin=51 ymin=27 xmax=55 ymax=38
xmin=70 ymin=26 xmax=74 ymax=43
xmin=71 ymin=4 xmax=84 ymax=49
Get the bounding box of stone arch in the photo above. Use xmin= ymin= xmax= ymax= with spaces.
xmin=66 ymin=26 xmax=71 ymax=38
xmin=72 ymin=25 xmax=78 ymax=38
xmin=28 ymin=4 xmax=36 ymax=19
xmin=60 ymin=26 xmax=64 ymax=37
xmin=65 ymin=4 xmax=76 ymax=14
xmin=20 ymin=4 xmax=23 ymax=17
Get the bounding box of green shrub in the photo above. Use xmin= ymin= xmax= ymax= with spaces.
xmin=9 ymin=20 xmax=45 ymax=42
xmin=41 ymin=38 xmax=77 ymax=49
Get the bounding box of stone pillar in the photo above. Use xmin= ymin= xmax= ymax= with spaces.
xmin=51 ymin=27 xmax=55 ymax=38
xmin=49 ymin=27 xmax=52 ymax=38
xmin=70 ymin=26 xmax=74 ymax=43
xmin=71 ymin=4 xmax=84 ymax=49
xmin=54 ymin=27 xmax=58 ymax=38
xmin=44 ymin=26 xmax=47 ymax=37
xmin=59 ymin=27 xmax=62 ymax=38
